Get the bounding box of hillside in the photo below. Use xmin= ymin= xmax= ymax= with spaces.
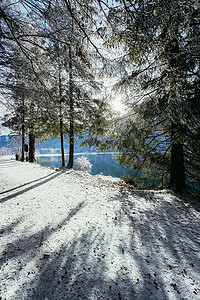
xmin=37 ymin=135 xmax=91 ymax=154
xmin=0 ymin=134 xmax=93 ymax=154
xmin=0 ymin=158 xmax=200 ymax=299
xmin=0 ymin=135 xmax=16 ymax=148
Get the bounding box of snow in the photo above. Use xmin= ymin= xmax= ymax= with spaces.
xmin=0 ymin=158 xmax=200 ymax=300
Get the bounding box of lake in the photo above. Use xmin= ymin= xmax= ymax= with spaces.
xmin=36 ymin=152 xmax=131 ymax=178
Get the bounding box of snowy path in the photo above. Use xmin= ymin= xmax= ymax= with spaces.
xmin=0 ymin=159 xmax=200 ymax=300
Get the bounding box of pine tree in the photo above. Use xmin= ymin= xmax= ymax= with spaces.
xmin=43 ymin=0 xmax=107 ymax=168
xmin=102 ymin=0 xmax=200 ymax=193
xmin=1 ymin=0 xmax=114 ymax=169
xmin=2 ymin=40 xmax=52 ymax=162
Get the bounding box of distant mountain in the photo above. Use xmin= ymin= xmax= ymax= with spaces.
xmin=0 ymin=134 xmax=95 ymax=154
xmin=38 ymin=135 xmax=92 ymax=154
xmin=0 ymin=135 xmax=16 ymax=148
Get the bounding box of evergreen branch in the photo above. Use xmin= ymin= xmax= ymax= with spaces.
xmin=127 ymin=88 xmax=159 ymax=107
xmin=62 ymin=0 xmax=104 ymax=58
xmin=184 ymin=145 xmax=200 ymax=159
xmin=0 ymin=11 xmax=52 ymax=96
xmin=97 ymin=1 xmax=110 ymax=10
xmin=186 ymin=171 xmax=200 ymax=182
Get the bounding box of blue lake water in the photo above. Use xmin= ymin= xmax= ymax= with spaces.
xmin=37 ymin=153 xmax=131 ymax=178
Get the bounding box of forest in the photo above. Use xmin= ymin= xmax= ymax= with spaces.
xmin=0 ymin=0 xmax=199 ymax=195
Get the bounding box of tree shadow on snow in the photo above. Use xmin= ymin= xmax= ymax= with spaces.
xmin=108 ymin=188 xmax=200 ymax=299
xmin=0 ymin=201 xmax=85 ymax=276
xmin=0 ymin=171 xmax=59 ymax=195
xmin=0 ymin=159 xmax=19 ymax=167
xmin=28 ymin=230 xmax=135 ymax=300
xmin=1 ymin=198 xmax=136 ymax=299
xmin=0 ymin=169 xmax=69 ymax=203
xmin=1 ymin=187 xmax=200 ymax=299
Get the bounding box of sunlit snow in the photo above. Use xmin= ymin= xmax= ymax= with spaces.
xmin=0 ymin=158 xmax=200 ymax=299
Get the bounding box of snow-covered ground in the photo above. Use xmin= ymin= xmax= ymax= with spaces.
xmin=0 ymin=158 xmax=200 ymax=300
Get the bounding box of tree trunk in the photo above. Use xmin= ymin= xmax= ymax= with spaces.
xmin=67 ymin=119 xmax=74 ymax=168
xmin=29 ymin=131 xmax=35 ymax=162
xmin=58 ymin=63 xmax=65 ymax=167
xmin=170 ymin=142 xmax=185 ymax=192
xmin=21 ymin=122 xmax=25 ymax=161
xmin=21 ymin=96 xmax=25 ymax=161
xmin=60 ymin=118 xmax=65 ymax=167
xmin=169 ymin=123 xmax=185 ymax=193
xmin=67 ymin=43 xmax=74 ymax=169
xmin=28 ymin=101 xmax=35 ymax=163
xmin=165 ymin=35 xmax=186 ymax=192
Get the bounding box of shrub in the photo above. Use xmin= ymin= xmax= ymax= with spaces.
xmin=75 ymin=156 xmax=92 ymax=173
xmin=121 ymin=174 xmax=136 ymax=185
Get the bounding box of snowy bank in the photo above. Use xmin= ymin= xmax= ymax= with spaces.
xmin=0 ymin=159 xmax=200 ymax=299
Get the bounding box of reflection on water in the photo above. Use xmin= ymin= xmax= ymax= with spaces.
xmin=37 ymin=153 xmax=131 ymax=178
